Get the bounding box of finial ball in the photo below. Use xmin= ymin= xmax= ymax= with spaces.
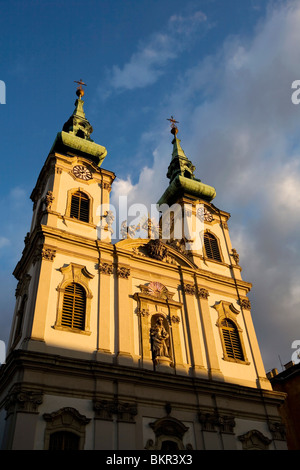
xmin=76 ymin=88 xmax=85 ymax=98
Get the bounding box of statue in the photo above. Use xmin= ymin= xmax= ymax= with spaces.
xmin=150 ymin=316 xmax=170 ymax=359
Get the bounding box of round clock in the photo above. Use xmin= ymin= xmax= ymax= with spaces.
xmin=73 ymin=165 xmax=92 ymax=180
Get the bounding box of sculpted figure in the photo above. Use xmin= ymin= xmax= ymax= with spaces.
xmin=150 ymin=316 xmax=170 ymax=358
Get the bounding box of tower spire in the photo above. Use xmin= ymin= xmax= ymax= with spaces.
xmin=50 ymin=80 xmax=107 ymax=167
xmin=157 ymin=117 xmax=216 ymax=206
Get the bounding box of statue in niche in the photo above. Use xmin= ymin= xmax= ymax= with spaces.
xmin=150 ymin=316 xmax=170 ymax=359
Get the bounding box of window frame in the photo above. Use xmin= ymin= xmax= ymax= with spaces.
xmin=203 ymin=230 xmax=223 ymax=263
xmin=221 ymin=318 xmax=244 ymax=362
xmin=214 ymin=301 xmax=249 ymax=365
xmin=43 ymin=407 xmax=90 ymax=451
xmin=61 ymin=282 xmax=87 ymax=331
xmin=65 ymin=188 xmax=93 ymax=225
xmin=54 ymin=263 xmax=94 ymax=335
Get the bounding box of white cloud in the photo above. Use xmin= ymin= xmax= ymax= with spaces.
xmin=101 ymin=10 xmax=208 ymax=93
xmin=0 ymin=237 xmax=10 ymax=249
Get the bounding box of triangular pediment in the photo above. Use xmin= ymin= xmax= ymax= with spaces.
xmin=115 ymin=238 xmax=197 ymax=269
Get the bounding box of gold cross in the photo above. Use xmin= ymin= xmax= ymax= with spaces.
xmin=167 ymin=116 xmax=179 ymax=135
xmin=74 ymin=79 xmax=87 ymax=88
xmin=167 ymin=116 xmax=179 ymax=127
xmin=74 ymin=79 xmax=87 ymax=98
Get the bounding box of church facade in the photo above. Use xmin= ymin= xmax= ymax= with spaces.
xmin=0 ymin=84 xmax=287 ymax=450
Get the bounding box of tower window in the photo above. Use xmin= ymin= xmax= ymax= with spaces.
xmin=61 ymin=283 xmax=86 ymax=330
xmin=204 ymin=232 xmax=222 ymax=262
xmin=70 ymin=191 xmax=90 ymax=223
xmin=221 ymin=318 xmax=244 ymax=361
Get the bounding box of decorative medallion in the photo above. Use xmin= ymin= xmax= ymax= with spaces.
xmin=138 ymin=281 xmax=174 ymax=300
xmin=148 ymin=281 xmax=168 ymax=297
xmin=73 ymin=165 xmax=92 ymax=181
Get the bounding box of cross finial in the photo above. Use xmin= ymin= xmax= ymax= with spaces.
xmin=74 ymin=79 xmax=87 ymax=99
xmin=167 ymin=115 xmax=179 ymax=135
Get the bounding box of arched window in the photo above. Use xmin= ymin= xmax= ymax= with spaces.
xmin=70 ymin=191 xmax=90 ymax=223
xmin=204 ymin=232 xmax=222 ymax=262
xmin=49 ymin=431 xmax=80 ymax=451
xmin=43 ymin=407 xmax=90 ymax=450
xmin=221 ymin=318 xmax=244 ymax=361
xmin=61 ymin=282 xmax=86 ymax=331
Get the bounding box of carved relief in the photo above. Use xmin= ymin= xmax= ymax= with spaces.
xmin=231 ymin=248 xmax=240 ymax=265
xmin=240 ymin=298 xmax=251 ymax=310
xmin=138 ymin=282 xmax=174 ymax=300
xmin=94 ymin=399 xmax=137 ymax=422
xmin=147 ymin=239 xmax=169 ymax=261
xmin=5 ymin=387 xmax=43 ymax=415
xmin=199 ymin=411 xmax=235 ymax=434
xmin=100 ymin=182 xmax=111 ymax=192
xmin=41 ymin=248 xmax=56 ymax=261
xmin=33 ymin=245 xmax=56 ymax=264
xmin=238 ymin=429 xmax=272 ymax=450
xmin=182 ymin=283 xmax=195 ymax=296
xmin=116 ymin=266 xmax=130 ymax=279
xmin=131 ymin=239 xmax=195 ymax=267
xmin=169 ymin=315 xmax=180 ymax=324
xmin=197 ymin=287 xmax=209 ymax=299
xmin=268 ymin=421 xmax=286 ymax=441
xmin=15 ymin=274 xmax=31 ymax=298
xmin=43 ymin=190 xmax=54 ymax=210
xmin=136 ymin=308 xmax=150 ymax=317
xmin=99 ymin=262 xmax=113 ymax=275
xmin=182 ymin=283 xmax=209 ymax=299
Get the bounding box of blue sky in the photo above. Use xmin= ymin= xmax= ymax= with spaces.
xmin=1 ymin=0 xmax=300 ymax=373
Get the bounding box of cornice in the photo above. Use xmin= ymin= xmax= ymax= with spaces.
xmin=0 ymin=349 xmax=287 ymax=408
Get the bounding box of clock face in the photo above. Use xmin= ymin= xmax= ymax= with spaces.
xmin=73 ymin=165 xmax=92 ymax=180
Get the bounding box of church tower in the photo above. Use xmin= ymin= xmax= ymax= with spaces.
xmin=0 ymin=85 xmax=287 ymax=451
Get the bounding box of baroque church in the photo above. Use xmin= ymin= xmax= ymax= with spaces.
xmin=0 ymin=83 xmax=287 ymax=450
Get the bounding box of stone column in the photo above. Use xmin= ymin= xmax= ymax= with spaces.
xmin=96 ymin=261 xmax=113 ymax=362
xmin=196 ymin=285 xmax=224 ymax=382
xmin=182 ymin=282 xmax=207 ymax=378
xmin=239 ymin=299 xmax=272 ymax=390
xmin=168 ymin=306 xmax=185 ymax=374
xmin=29 ymin=247 xmax=56 ymax=345
xmin=137 ymin=304 xmax=153 ymax=370
xmin=93 ymin=399 xmax=137 ymax=450
xmin=116 ymin=264 xmax=134 ymax=366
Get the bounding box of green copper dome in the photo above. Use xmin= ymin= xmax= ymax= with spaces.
xmin=157 ymin=125 xmax=216 ymax=206
xmin=50 ymin=83 xmax=107 ymax=167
